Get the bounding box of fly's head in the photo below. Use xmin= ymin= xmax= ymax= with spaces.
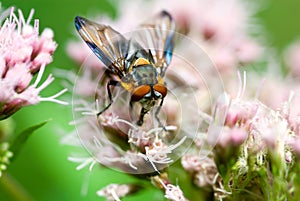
xmin=131 ymin=83 xmax=167 ymax=110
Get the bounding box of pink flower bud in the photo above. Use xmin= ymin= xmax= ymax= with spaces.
xmin=218 ymin=126 xmax=248 ymax=148
xmin=31 ymin=52 xmax=52 ymax=73
xmin=0 ymin=56 xmax=6 ymax=76
xmin=41 ymin=28 xmax=54 ymax=39
xmin=10 ymin=46 xmax=33 ymax=64
xmin=41 ymin=40 xmax=57 ymax=54
xmin=0 ymin=98 xmax=27 ymax=119
xmin=22 ymin=24 xmax=36 ymax=38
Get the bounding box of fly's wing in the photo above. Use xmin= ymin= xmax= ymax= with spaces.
xmin=75 ymin=16 xmax=129 ymax=77
xmin=136 ymin=10 xmax=175 ymax=77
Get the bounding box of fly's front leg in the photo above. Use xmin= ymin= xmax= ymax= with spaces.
xmin=130 ymin=101 xmax=147 ymax=126
xmin=137 ymin=107 xmax=147 ymax=126
xmin=97 ymin=80 xmax=119 ymax=116
xmin=129 ymin=101 xmax=135 ymax=123
xmin=155 ymin=98 xmax=166 ymax=131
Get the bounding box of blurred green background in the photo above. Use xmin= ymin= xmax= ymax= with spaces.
xmin=0 ymin=0 xmax=299 ymax=200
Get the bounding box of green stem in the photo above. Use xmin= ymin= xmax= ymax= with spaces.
xmin=0 ymin=173 xmax=34 ymax=201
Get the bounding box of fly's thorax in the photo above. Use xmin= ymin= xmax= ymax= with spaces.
xmin=120 ymin=58 xmax=161 ymax=92
xmin=132 ymin=64 xmax=159 ymax=86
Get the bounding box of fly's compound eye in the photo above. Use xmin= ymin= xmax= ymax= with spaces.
xmin=131 ymin=85 xmax=151 ymax=102
xmin=153 ymin=84 xmax=167 ymax=99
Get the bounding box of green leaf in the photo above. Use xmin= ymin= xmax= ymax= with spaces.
xmin=10 ymin=120 xmax=50 ymax=160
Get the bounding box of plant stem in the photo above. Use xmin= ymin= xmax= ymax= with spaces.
xmin=0 ymin=172 xmax=34 ymax=201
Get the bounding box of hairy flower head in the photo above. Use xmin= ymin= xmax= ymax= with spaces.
xmin=0 ymin=7 xmax=67 ymax=119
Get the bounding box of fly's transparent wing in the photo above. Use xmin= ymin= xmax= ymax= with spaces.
xmin=75 ymin=16 xmax=129 ymax=77
xmin=137 ymin=10 xmax=175 ymax=76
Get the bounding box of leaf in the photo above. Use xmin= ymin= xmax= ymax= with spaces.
xmin=10 ymin=120 xmax=50 ymax=160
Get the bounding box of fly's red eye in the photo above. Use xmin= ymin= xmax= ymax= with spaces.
xmin=131 ymin=85 xmax=151 ymax=102
xmin=153 ymin=84 xmax=167 ymax=98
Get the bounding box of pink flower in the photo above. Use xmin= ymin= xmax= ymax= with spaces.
xmin=163 ymin=183 xmax=188 ymax=201
xmin=97 ymin=184 xmax=134 ymax=201
xmin=157 ymin=0 xmax=262 ymax=72
xmin=181 ymin=154 xmax=203 ymax=172
xmin=225 ymin=100 xmax=258 ymax=127
xmin=181 ymin=154 xmax=219 ymax=188
xmin=0 ymin=8 xmax=67 ymax=119
xmin=217 ymin=126 xmax=248 ymax=148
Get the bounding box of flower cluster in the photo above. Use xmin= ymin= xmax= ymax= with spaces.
xmin=0 ymin=7 xmax=67 ymax=120
xmin=0 ymin=6 xmax=67 ymax=178
xmin=64 ymin=0 xmax=300 ymax=200
xmin=204 ymin=91 xmax=298 ymax=200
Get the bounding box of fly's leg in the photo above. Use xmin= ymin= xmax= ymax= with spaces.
xmin=129 ymin=101 xmax=135 ymax=123
xmin=136 ymin=99 xmax=166 ymax=128
xmin=130 ymin=102 xmax=147 ymax=126
xmin=97 ymin=80 xmax=119 ymax=116
xmin=155 ymin=98 xmax=166 ymax=131
xmin=137 ymin=107 xmax=147 ymax=126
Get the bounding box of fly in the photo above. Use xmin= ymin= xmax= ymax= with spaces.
xmin=74 ymin=10 xmax=175 ymax=126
